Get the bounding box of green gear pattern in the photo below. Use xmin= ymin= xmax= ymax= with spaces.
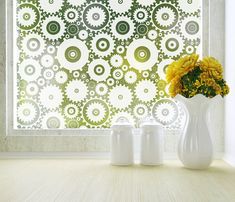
xmin=15 ymin=0 xmax=201 ymax=129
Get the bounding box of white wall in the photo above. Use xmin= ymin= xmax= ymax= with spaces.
xmin=208 ymin=0 xmax=225 ymax=157
xmin=225 ymin=0 xmax=235 ymax=166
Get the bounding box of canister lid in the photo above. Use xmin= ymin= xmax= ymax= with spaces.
xmin=111 ymin=117 xmax=133 ymax=128
xmin=140 ymin=116 xmax=162 ymax=127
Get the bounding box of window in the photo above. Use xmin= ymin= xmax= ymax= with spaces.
xmin=8 ymin=0 xmax=202 ymax=132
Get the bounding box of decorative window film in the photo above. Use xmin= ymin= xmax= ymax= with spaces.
xmin=15 ymin=0 xmax=202 ymax=129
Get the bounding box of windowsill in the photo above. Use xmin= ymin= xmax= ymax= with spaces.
xmin=0 ymin=151 xmax=225 ymax=161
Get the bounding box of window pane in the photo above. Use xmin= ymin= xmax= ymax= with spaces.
xmin=14 ymin=0 xmax=202 ymax=129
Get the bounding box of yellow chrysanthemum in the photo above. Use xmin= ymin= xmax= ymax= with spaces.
xmin=168 ymin=76 xmax=182 ymax=97
xmin=222 ymin=85 xmax=230 ymax=95
xmin=200 ymin=72 xmax=209 ymax=81
xmin=213 ymin=84 xmax=222 ymax=95
xmin=166 ymin=54 xmax=199 ymax=83
xmin=165 ymin=61 xmax=180 ymax=83
xmin=165 ymin=54 xmax=229 ymax=98
xmin=205 ymin=78 xmax=216 ymax=86
xmin=200 ymin=57 xmax=223 ymax=79
xmin=210 ymin=70 xmax=223 ymax=80
xmin=194 ymin=79 xmax=201 ymax=88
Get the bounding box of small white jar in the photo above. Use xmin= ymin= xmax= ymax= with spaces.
xmin=110 ymin=117 xmax=134 ymax=165
xmin=140 ymin=118 xmax=164 ymax=165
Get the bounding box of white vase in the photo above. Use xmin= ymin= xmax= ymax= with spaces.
xmin=175 ymin=94 xmax=221 ymax=169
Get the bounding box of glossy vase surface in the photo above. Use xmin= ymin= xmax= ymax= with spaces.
xmin=175 ymin=94 xmax=221 ymax=169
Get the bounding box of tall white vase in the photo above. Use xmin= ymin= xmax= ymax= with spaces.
xmin=175 ymin=94 xmax=221 ymax=169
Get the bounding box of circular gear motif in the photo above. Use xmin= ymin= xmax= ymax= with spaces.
xmin=67 ymin=120 xmax=80 ymax=128
xmin=26 ymin=82 xmax=39 ymax=96
xmin=147 ymin=29 xmax=158 ymax=40
xmin=42 ymin=111 xmax=65 ymax=129
xmin=17 ymin=3 xmax=40 ymax=30
xmin=47 ymin=45 xmax=56 ymax=54
xmin=22 ymin=33 xmax=46 ymax=58
xmin=108 ymin=85 xmax=133 ymax=109
xmin=180 ymin=16 xmax=200 ymax=40
xmin=17 ymin=99 xmax=40 ymax=125
xmin=152 ymin=4 xmax=178 ymax=30
xmin=55 ymin=71 xmax=68 ymax=84
xmin=133 ymin=8 xmax=149 ymax=23
xmin=124 ymin=71 xmax=137 ymax=84
xmin=111 ymin=16 xmax=135 ymax=40
xmin=152 ymin=99 xmax=178 ymax=125
xmin=37 ymin=77 xmax=46 ymax=87
xmin=157 ymin=79 xmax=167 ymax=91
xmin=43 ymin=69 xmax=54 ymax=80
xmin=39 ymin=0 xmax=63 ymax=13
xmin=133 ymin=103 xmax=149 ymax=119
xmin=137 ymin=24 xmax=148 ymax=35
xmin=185 ymin=45 xmax=195 ymax=54
xmin=110 ymin=54 xmax=123 ymax=67
xmin=82 ymin=3 xmax=109 ymax=31
xmin=83 ymin=99 xmax=109 ymax=126
xmin=135 ymin=80 xmax=157 ymax=102
xmin=64 ymin=103 xmax=79 ymax=119
xmin=39 ymin=85 xmax=63 ymax=110
xmin=161 ymin=33 xmax=184 ymax=58
xmin=88 ymin=59 xmax=111 ymax=82
xmin=67 ymin=24 xmax=79 ymax=36
xmin=108 ymin=0 xmax=132 ymax=13
xmin=157 ymin=59 xmax=174 ymax=80
xmin=73 ymin=71 xmax=80 ymax=78
xmin=137 ymin=0 xmax=155 ymax=7
xmin=42 ymin=16 xmax=66 ymax=41
xmin=64 ymin=8 xmax=79 ymax=23
xmin=65 ymin=80 xmax=88 ymax=103
xmin=178 ymin=0 xmax=201 ymax=14
xmin=78 ymin=30 xmax=89 ymax=40
xmin=18 ymin=59 xmax=42 ymax=81
xmin=122 ymin=65 xmax=128 ymax=71
xmin=88 ymin=80 xmax=96 ymax=89
xmin=142 ymin=71 xmax=149 ymax=78
xmin=111 ymin=111 xmax=135 ymax=126
xmin=67 ymin=0 xmax=86 ymax=7
xmin=126 ymin=38 xmax=158 ymax=71
xmin=91 ymin=33 xmax=115 ymax=57
xmin=112 ymin=69 xmax=124 ymax=80
xmin=40 ymin=54 xmax=54 ymax=68
xmin=116 ymin=45 xmax=125 ymax=54
xmin=57 ymin=38 xmax=89 ymax=72
xmin=95 ymin=83 xmax=108 ymax=96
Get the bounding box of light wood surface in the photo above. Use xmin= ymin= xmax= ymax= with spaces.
xmin=0 ymin=159 xmax=235 ymax=202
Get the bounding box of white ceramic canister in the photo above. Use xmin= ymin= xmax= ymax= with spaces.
xmin=110 ymin=117 xmax=134 ymax=165
xmin=140 ymin=118 xmax=164 ymax=165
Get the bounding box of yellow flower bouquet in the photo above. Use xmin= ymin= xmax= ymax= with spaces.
xmin=166 ymin=54 xmax=230 ymax=98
